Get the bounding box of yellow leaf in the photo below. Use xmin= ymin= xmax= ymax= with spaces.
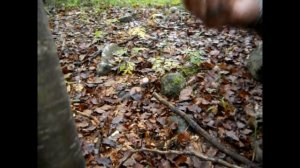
xmin=128 ymin=27 xmax=150 ymax=39
xmin=64 ymin=73 xmax=72 ymax=79
xmin=67 ymin=85 xmax=71 ymax=92
xmin=75 ymin=84 xmax=84 ymax=92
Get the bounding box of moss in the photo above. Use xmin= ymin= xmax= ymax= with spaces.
xmin=180 ymin=66 xmax=199 ymax=77
xmin=161 ymin=72 xmax=186 ymax=97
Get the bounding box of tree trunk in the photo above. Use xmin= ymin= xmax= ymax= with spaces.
xmin=38 ymin=0 xmax=85 ymax=167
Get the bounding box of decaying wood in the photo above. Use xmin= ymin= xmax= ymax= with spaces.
xmin=153 ymin=92 xmax=257 ymax=167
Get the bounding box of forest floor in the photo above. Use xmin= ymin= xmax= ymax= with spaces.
xmin=48 ymin=5 xmax=262 ymax=168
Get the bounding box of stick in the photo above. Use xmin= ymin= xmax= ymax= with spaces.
xmin=119 ymin=148 xmax=242 ymax=168
xmin=153 ymin=92 xmax=257 ymax=167
xmin=81 ymin=49 xmax=103 ymax=64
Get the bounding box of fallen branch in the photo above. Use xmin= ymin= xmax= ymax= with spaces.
xmin=118 ymin=148 xmax=242 ymax=168
xmin=153 ymin=92 xmax=257 ymax=167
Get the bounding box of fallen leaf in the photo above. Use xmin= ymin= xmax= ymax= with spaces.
xmin=104 ymin=79 xmax=115 ymax=87
xmin=225 ymin=130 xmax=239 ymax=141
xmin=240 ymin=129 xmax=252 ymax=135
xmin=191 ymin=156 xmax=203 ymax=168
xmin=206 ymin=147 xmax=218 ymax=157
xmin=80 ymin=73 xmax=87 ymax=79
xmin=100 ymin=104 xmax=114 ymax=111
xmin=123 ymin=157 xmax=136 ymax=167
xmin=112 ymin=116 xmax=123 ymax=125
xmin=178 ymin=131 xmax=190 ymax=146
xmin=102 ymin=138 xmax=117 ymax=147
xmin=82 ymin=126 xmax=96 ymax=133
xmin=179 ymin=87 xmax=193 ymax=101
xmin=207 ymin=120 xmax=215 ymax=127
xmin=75 ymin=83 xmax=84 ymax=92
xmin=157 ymin=117 xmax=166 ymax=126
xmin=133 ymin=153 xmax=144 ymax=162
xmin=96 ymin=157 xmax=112 ymax=167
xmin=82 ymin=143 xmax=94 ymax=155
xmin=130 ymin=87 xmax=143 ymax=101
xmin=79 ymin=54 xmax=86 ymax=61
xmin=94 ymin=108 xmax=106 ymax=114
xmin=237 ymin=121 xmax=246 ymax=129
xmin=77 ymin=122 xmax=89 ymax=128
xmin=91 ymin=98 xmax=98 ymax=105
xmin=133 ymin=163 xmax=144 ymax=168
xmin=245 ymin=103 xmax=256 ymax=117
xmin=83 ymin=109 xmax=92 ymax=116
xmin=67 ymin=85 xmax=71 ymax=92
xmin=140 ymin=112 xmax=151 ymax=120
xmin=175 ymin=155 xmax=187 ymax=166
xmin=187 ymin=104 xmax=202 ymax=113
xmin=64 ymin=73 xmax=72 ymax=79
xmin=160 ymin=159 xmax=171 ymax=168
xmin=209 ymin=50 xmax=220 ymax=56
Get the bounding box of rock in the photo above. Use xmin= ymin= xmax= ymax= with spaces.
xmin=96 ymin=62 xmax=112 ymax=76
xmin=161 ymin=72 xmax=186 ymax=97
xmin=170 ymin=6 xmax=177 ymax=13
xmin=119 ymin=13 xmax=136 ymax=23
xmin=96 ymin=43 xmax=121 ymax=76
xmin=101 ymin=43 xmax=121 ymax=61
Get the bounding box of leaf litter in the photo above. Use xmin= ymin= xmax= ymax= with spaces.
xmin=49 ymin=5 xmax=262 ymax=168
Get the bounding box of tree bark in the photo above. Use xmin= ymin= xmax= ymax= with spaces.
xmin=38 ymin=0 xmax=85 ymax=167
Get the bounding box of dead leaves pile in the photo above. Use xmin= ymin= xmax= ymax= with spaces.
xmin=49 ymin=5 xmax=262 ymax=167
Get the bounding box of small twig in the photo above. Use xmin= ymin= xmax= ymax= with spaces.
xmin=81 ymin=49 xmax=103 ymax=64
xmin=153 ymin=92 xmax=257 ymax=167
xmin=119 ymin=148 xmax=242 ymax=168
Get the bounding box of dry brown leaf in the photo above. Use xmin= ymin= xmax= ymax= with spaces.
xmin=179 ymin=87 xmax=193 ymax=101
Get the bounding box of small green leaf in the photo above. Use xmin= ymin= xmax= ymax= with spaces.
xmin=188 ymin=50 xmax=205 ymax=66
xmin=94 ymin=30 xmax=102 ymax=38
xmin=119 ymin=61 xmax=135 ymax=75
